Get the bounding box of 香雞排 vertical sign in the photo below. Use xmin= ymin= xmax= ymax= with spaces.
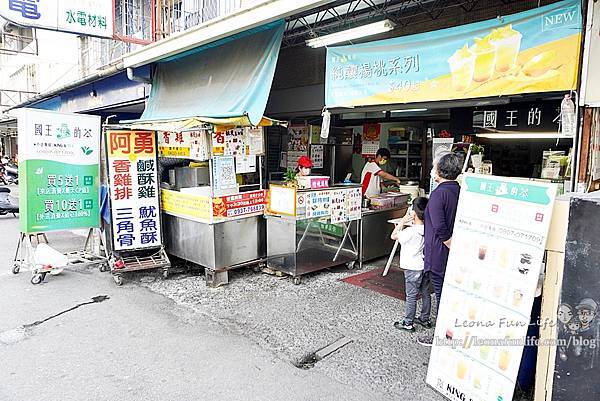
xmin=107 ymin=130 xmax=162 ymax=251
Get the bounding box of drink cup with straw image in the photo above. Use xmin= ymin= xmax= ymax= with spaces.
xmin=447 ymin=44 xmax=476 ymax=91
xmin=471 ymin=37 xmax=497 ymax=83
xmin=488 ymin=25 xmax=523 ymax=73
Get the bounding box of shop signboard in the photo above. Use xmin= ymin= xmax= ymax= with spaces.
xmin=362 ymin=123 xmax=381 ymax=157
xmin=473 ymin=101 xmax=560 ymax=133
xmin=17 ymin=108 xmax=100 ymax=233
xmin=107 ymin=130 xmax=161 ymax=251
xmin=0 ymin=0 xmax=113 ymax=38
xmin=426 ymin=174 xmax=557 ymax=401
xmin=158 ymin=131 xmax=190 ymax=157
xmin=326 ymin=0 xmax=581 ymax=108
xmin=580 ymin=0 xmax=600 ymax=107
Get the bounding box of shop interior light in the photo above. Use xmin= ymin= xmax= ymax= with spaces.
xmin=476 ymin=132 xmax=574 ymax=139
xmin=384 ymin=108 xmax=429 ymax=113
xmin=306 ymin=19 xmax=396 ymax=48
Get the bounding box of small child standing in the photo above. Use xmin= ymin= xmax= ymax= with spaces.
xmin=391 ymin=197 xmax=432 ymax=332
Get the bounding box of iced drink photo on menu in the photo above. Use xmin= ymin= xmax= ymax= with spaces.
xmin=471 ymin=37 xmax=496 ymax=82
xmin=488 ymin=25 xmax=523 ymax=72
xmin=447 ymin=44 xmax=476 ymax=91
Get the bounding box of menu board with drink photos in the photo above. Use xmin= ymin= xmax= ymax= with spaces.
xmin=426 ymin=174 xmax=556 ymax=401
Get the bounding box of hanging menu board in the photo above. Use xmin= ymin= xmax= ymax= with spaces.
xmin=426 ymin=174 xmax=557 ymax=401
xmin=107 ymin=130 xmax=162 ymax=251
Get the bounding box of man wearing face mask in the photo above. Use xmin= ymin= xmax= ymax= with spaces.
xmin=361 ymin=148 xmax=401 ymax=197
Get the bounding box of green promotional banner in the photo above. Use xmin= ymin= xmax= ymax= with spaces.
xmin=17 ymin=108 xmax=101 ymax=233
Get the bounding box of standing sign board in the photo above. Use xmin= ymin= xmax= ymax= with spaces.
xmin=426 ymin=175 xmax=556 ymax=401
xmin=0 ymin=0 xmax=114 ymax=38
xmin=552 ymin=195 xmax=600 ymax=401
xmin=17 ymin=108 xmax=100 ymax=233
xmin=106 ymin=130 xmax=161 ymax=251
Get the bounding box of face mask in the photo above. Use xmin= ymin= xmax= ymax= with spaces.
xmin=430 ymin=167 xmax=439 ymax=182
xmin=378 ymin=159 xmax=388 ymax=166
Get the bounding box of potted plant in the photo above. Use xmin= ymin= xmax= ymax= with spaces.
xmin=470 ymin=144 xmax=485 ymax=169
xmin=283 ymin=168 xmax=298 ymax=188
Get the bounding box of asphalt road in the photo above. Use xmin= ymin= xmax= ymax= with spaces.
xmin=0 ymin=207 xmax=396 ymax=401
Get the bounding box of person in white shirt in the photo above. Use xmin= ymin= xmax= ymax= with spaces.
xmin=391 ymin=197 xmax=432 ymax=332
xmin=360 ymin=148 xmax=401 ymax=197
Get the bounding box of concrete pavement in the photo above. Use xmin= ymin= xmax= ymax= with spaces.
xmin=0 ymin=190 xmax=441 ymax=401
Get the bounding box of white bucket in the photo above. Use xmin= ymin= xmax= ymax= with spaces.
xmin=399 ymin=185 xmax=422 ymax=202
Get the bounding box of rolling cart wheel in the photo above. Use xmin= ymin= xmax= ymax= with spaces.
xmin=346 ymin=261 xmax=356 ymax=270
xmin=12 ymin=264 xmax=20 ymax=274
xmin=113 ymin=275 xmax=123 ymax=286
xmin=30 ymin=274 xmax=43 ymax=285
xmin=293 ymin=277 xmax=302 ymax=285
xmin=162 ymin=269 xmax=169 ymax=279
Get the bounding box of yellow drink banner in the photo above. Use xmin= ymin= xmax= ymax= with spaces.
xmin=326 ymin=0 xmax=582 ymax=108
xmin=161 ymin=189 xmax=213 ymax=223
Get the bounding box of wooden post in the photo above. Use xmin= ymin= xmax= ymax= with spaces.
xmin=534 ymin=199 xmax=569 ymax=401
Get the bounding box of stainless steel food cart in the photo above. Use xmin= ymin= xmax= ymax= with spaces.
xmin=359 ymin=205 xmax=409 ymax=267
xmin=265 ymin=185 xmax=361 ymax=284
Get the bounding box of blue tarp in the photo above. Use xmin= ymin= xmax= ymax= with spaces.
xmin=139 ymin=20 xmax=285 ymax=126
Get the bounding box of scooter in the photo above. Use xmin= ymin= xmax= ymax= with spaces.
xmin=0 ymin=187 xmax=18 ymax=216
xmin=2 ymin=163 xmax=18 ymax=184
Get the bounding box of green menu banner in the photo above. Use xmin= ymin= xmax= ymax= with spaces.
xmin=16 ymin=108 xmax=101 ymax=233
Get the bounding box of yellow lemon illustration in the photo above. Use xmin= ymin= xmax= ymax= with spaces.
xmin=521 ymin=50 xmax=557 ymax=77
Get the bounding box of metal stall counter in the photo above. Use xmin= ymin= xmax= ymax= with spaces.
xmin=158 ymin=126 xmax=269 ymax=287
xmin=359 ymin=193 xmax=409 ymax=267
xmin=264 ymin=183 xmax=362 ymax=284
